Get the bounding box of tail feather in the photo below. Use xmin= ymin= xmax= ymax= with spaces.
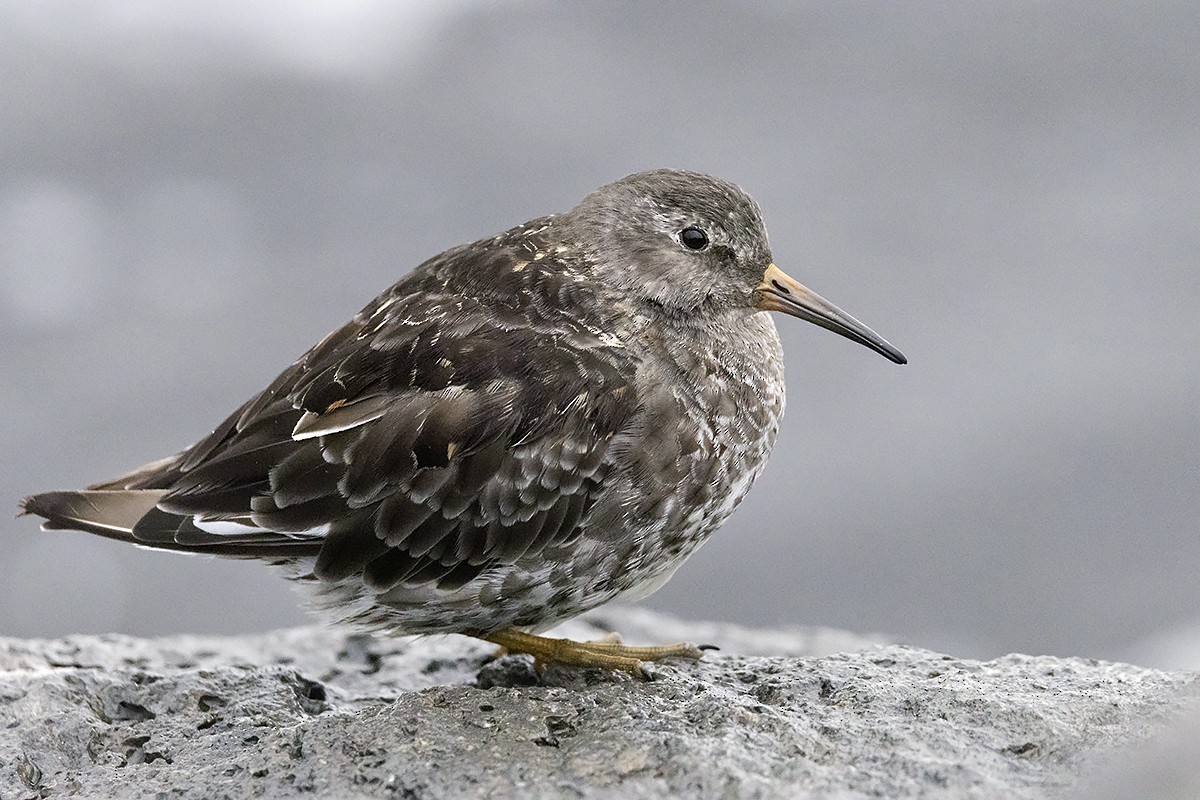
xmin=20 ymin=490 xmax=322 ymax=559
xmin=21 ymin=490 xmax=168 ymax=538
xmin=86 ymin=454 xmax=185 ymax=490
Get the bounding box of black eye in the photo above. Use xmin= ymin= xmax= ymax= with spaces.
xmin=679 ymin=226 xmax=709 ymax=250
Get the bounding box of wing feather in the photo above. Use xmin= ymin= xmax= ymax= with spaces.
xmin=27 ymin=220 xmax=642 ymax=596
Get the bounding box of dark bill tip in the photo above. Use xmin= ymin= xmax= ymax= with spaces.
xmin=756 ymin=264 xmax=907 ymax=364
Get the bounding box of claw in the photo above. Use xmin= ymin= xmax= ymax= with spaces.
xmin=474 ymin=629 xmax=706 ymax=674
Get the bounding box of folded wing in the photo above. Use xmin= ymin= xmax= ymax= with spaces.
xmin=23 ymin=247 xmax=638 ymax=596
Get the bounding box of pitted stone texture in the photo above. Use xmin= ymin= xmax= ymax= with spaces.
xmin=1 ymin=609 xmax=1194 ymax=799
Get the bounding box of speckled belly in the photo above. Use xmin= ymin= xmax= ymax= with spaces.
xmin=294 ymin=313 xmax=787 ymax=636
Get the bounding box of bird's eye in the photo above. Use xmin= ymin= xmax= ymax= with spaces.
xmin=679 ymin=226 xmax=709 ymax=251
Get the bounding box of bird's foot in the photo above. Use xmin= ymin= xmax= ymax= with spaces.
xmin=477 ymin=629 xmax=704 ymax=676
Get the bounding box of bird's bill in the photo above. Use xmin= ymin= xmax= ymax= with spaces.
xmin=755 ymin=263 xmax=907 ymax=364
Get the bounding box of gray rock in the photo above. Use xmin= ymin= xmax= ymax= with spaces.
xmin=0 ymin=608 xmax=1194 ymax=799
xmin=1072 ymin=708 xmax=1200 ymax=800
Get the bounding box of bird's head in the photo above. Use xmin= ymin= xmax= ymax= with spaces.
xmin=568 ymin=169 xmax=906 ymax=364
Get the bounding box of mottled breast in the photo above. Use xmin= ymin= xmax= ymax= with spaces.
xmin=575 ymin=305 xmax=787 ymax=598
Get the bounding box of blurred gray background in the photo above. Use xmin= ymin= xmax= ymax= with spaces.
xmin=3 ymin=1 xmax=1198 ymax=668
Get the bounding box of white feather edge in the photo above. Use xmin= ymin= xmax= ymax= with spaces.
xmin=291 ymin=401 xmax=389 ymax=441
xmin=192 ymin=518 xmax=330 ymax=539
xmin=191 ymin=518 xmax=269 ymax=536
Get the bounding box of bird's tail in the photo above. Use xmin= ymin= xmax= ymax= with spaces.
xmin=19 ymin=490 xmax=322 ymax=559
xmin=20 ymin=489 xmax=169 ymax=544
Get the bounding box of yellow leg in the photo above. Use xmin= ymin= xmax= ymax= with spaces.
xmin=477 ymin=629 xmax=705 ymax=674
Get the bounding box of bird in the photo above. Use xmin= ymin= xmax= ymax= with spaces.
xmin=21 ymin=169 xmax=906 ymax=674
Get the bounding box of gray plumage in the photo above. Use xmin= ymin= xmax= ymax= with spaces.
xmin=22 ymin=169 xmax=905 ymax=639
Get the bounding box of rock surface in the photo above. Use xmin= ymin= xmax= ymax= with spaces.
xmin=0 ymin=608 xmax=1195 ymax=799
